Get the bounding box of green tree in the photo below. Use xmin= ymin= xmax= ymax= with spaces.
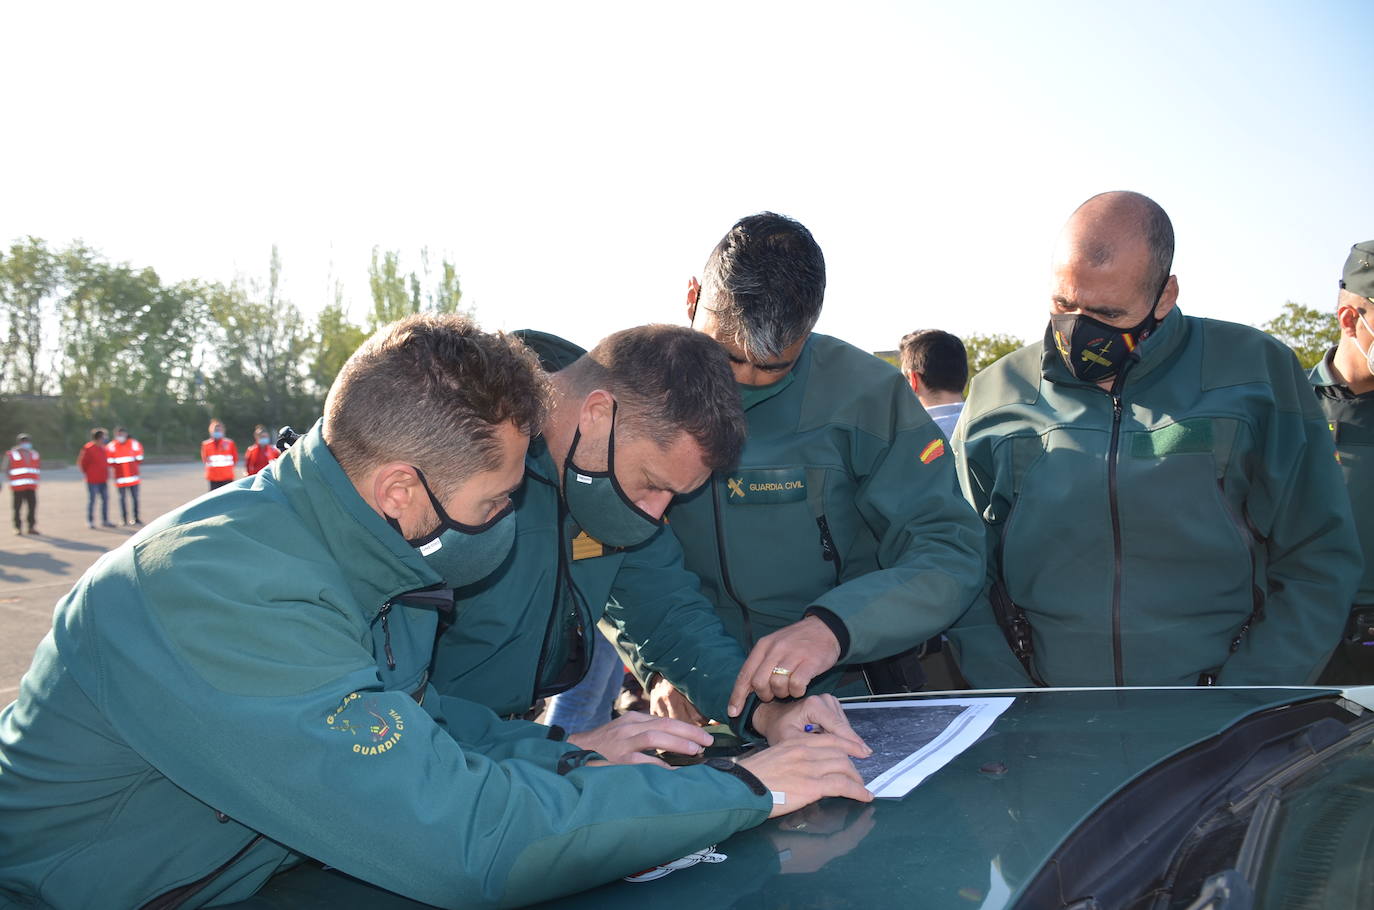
xmin=0 ymin=237 xmax=60 ymax=395
xmin=311 ymin=282 xmax=367 ymax=395
xmin=366 ymin=247 xmax=466 ymax=329
xmin=964 ymin=333 xmax=1025 ymax=377
xmin=203 ymin=247 xmax=318 ymax=436
xmin=1261 ymin=300 xmax=1338 ymax=369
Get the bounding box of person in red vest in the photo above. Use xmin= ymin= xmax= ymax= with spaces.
xmin=7 ymin=433 xmax=41 ymax=535
xmin=243 ymin=424 xmax=280 ymax=476
xmin=107 ymin=425 xmax=144 ymax=525
xmin=77 ymin=427 xmax=114 ymax=529
xmin=201 ymin=419 xmax=237 ymax=491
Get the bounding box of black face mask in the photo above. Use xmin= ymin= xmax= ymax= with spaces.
xmin=1049 ymin=282 xmax=1167 ymax=383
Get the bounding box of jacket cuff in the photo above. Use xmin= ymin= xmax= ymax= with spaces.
xmin=556 ymin=749 xmax=601 ymax=775
xmin=727 ymin=694 xmax=763 ymax=742
xmin=805 ymin=606 xmax=851 ymax=661
xmin=703 ymin=757 xmax=768 ymax=798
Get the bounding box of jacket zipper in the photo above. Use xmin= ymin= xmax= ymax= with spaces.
xmin=711 ymin=474 xmax=754 ymax=647
xmin=378 ymin=602 xmax=395 ymax=670
xmin=1106 ymin=361 xmax=1136 ymax=687
xmin=817 ymin=515 xmax=842 ymax=587
xmin=138 ymin=833 xmax=264 ymax=909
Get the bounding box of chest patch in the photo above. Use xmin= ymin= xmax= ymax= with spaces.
xmin=1129 ymin=418 xmax=1214 ymax=457
xmin=724 ymin=468 xmax=807 ymax=505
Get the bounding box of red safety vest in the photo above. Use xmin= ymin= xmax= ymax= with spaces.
xmin=201 ymin=438 xmax=237 ymax=482
xmin=107 ymin=438 xmax=144 ymax=487
xmin=7 ymin=448 xmax=40 ymax=490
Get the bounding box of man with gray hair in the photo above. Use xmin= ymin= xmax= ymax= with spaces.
xmin=949 ymin=191 xmax=1359 ymax=688
xmin=642 ymin=212 xmax=986 ymax=721
xmin=1311 ymin=240 xmax=1374 ymax=684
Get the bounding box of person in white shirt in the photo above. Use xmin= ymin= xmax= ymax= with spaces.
xmin=899 ymin=329 xmax=967 ymax=438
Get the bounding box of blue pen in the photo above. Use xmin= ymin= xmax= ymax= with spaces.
xmin=803 ymin=724 xmax=820 ymax=733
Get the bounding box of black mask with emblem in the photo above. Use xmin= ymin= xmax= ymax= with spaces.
xmin=1049 ymin=278 xmax=1169 ymax=383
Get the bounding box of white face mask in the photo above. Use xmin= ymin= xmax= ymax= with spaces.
xmin=1355 ymin=312 xmax=1374 ymax=375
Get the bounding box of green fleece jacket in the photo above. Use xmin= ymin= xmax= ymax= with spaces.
xmin=949 ymin=311 xmax=1361 ymax=687
xmin=663 ymin=333 xmax=987 ymax=686
xmin=1311 ymin=348 xmax=1374 ymax=606
xmin=0 ymin=423 xmax=769 ymax=910
xmin=429 ymin=437 xmax=753 ymax=729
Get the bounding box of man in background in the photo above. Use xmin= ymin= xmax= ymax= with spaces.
xmin=1311 ymin=240 xmax=1374 ymax=684
xmin=899 ymin=329 xmax=968 ymax=438
xmin=77 ymin=428 xmax=113 ymax=529
xmin=201 ymin=418 xmax=237 ymax=490
xmin=7 ymin=433 xmax=40 ymax=535
xmin=107 ymin=425 xmax=144 ymax=526
xmin=244 ymin=423 xmax=281 ymax=476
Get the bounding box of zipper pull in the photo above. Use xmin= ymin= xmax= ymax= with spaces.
xmin=379 ymin=602 xmax=396 ymax=670
xmin=1112 ymin=395 xmax=1123 ymax=419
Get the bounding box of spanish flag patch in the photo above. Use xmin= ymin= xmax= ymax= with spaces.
xmin=919 ymin=438 xmax=946 ymax=464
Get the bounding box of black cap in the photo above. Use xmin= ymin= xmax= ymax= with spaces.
xmin=1341 ymin=240 xmax=1374 ymax=298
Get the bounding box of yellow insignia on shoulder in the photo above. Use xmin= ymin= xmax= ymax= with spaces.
xmin=572 ymin=531 xmax=606 ymax=560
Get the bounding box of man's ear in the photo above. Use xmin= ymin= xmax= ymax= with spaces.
xmin=578 ymin=388 xmax=616 ymax=436
xmin=906 ymin=370 xmax=921 ymax=395
xmin=373 ymin=463 xmax=420 ymax=522
xmin=686 ymin=277 xmax=701 ymax=324
xmin=1337 ymin=300 xmax=1362 ymax=339
xmin=1155 ymin=275 xmax=1180 ymax=320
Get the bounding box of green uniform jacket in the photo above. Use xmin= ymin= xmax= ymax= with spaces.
xmin=429 ymin=437 xmax=753 ymax=729
xmin=0 ymin=424 xmax=769 ymax=910
xmin=664 ymin=333 xmax=987 ymax=684
xmin=948 ymin=311 xmax=1360 ymax=688
xmin=1311 ymin=348 xmax=1374 ymax=606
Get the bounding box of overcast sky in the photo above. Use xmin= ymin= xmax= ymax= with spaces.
xmin=2 ymin=1 xmax=1371 ymax=353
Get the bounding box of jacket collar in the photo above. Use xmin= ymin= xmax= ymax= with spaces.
xmin=275 ymin=420 xmax=443 ymax=617
xmin=1311 ymin=345 xmax=1374 ymax=401
xmin=1311 ymin=346 xmax=1347 ymax=391
xmin=1040 ymin=306 xmax=1190 ymax=391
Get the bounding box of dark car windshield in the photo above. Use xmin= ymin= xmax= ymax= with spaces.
xmin=1014 ymin=696 xmax=1374 ymax=909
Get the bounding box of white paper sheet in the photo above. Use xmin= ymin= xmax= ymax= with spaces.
xmin=843 ymin=697 xmax=1015 ymax=798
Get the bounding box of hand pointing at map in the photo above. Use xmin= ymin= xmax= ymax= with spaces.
xmin=728 ymin=615 xmax=842 ymax=715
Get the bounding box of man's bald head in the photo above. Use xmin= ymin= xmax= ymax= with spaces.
xmin=1055 ymin=191 xmax=1175 ymax=299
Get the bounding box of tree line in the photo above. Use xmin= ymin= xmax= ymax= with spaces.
xmin=4 ymin=233 xmax=1340 ymax=459
xmin=0 ymin=238 xmax=468 ymax=457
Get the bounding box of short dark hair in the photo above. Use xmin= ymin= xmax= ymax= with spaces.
xmin=90 ymin=428 xmax=108 ymax=441
xmin=560 ymin=325 xmax=746 ymax=472
xmin=114 ymin=426 xmax=128 ymax=434
xmin=325 ymin=314 xmax=550 ymax=495
xmin=899 ymin=330 xmax=968 ymax=394
xmin=701 ymin=212 xmax=826 ymax=360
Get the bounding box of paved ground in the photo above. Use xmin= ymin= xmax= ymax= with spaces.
xmin=0 ymin=461 xmax=207 ymax=703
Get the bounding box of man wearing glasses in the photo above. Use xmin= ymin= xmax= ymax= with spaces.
xmin=1312 ymin=240 xmax=1374 ymax=684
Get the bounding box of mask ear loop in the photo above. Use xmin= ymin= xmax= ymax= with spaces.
xmin=565 ymin=401 xmax=665 ymax=529
xmin=390 ymin=466 xmax=513 ymax=546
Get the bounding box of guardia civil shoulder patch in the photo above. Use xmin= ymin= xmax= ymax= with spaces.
xmin=919 ymin=439 xmax=946 ymax=464
xmin=326 ymin=692 xmax=405 ymax=756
